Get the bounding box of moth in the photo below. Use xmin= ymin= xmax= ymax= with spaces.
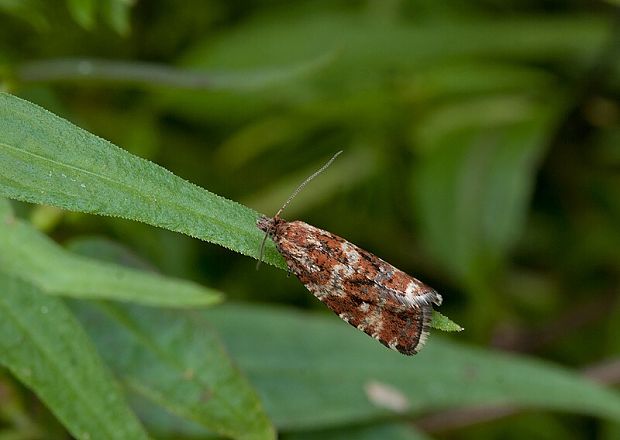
xmin=257 ymin=152 xmax=442 ymax=355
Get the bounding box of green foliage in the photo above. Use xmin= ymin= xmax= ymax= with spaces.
xmin=0 ymin=199 xmax=222 ymax=306
xmin=0 ymin=271 xmax=149 ymax=440
xmin=71 ymin=301 xmax=275 ymax=440
xmin=0 ymin=92 xmax=285 ymax=268
xmin=1 ymin=1 xmax=619 ymax=439
xmin=431 ymin=310 xmax=464 ymax=332
xmin=205 ymin=304 xmax=620 ymax=429
xmin=0 ymin=92 xmax=459 ymax=331
xmin=285 ymin=423 xmax=431 ymax=440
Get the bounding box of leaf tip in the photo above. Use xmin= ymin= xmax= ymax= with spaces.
xmin=431 ymin=310 xmax=464 ymax=332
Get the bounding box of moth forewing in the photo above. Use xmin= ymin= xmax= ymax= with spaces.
xmin=259 ymin=217 xmax=441 ymax=355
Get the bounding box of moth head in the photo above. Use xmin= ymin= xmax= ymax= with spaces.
xmin=255 ymin=215 xmax=282 ymax=270
xmin=255 ymin=150 xmax=342 ymax=270
xmin=256 ymin=215 xmax=277 ymax=237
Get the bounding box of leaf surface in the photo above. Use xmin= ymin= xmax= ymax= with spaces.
xmin=72 ymin=301 xmax=275 ymax=440
xmin=0 ymin=272 xmax=149 ymax=440
xmin=203 ymin=304 xmax=620 ymax=430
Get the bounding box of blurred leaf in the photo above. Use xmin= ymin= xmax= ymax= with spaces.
xmin=101 ymin=0 xmax=132 ymax=36
xmin=29 ymin=204 xmax=64 ymax=231
xmin=285 ymin=422 xmax=431 ymax=440
xmin=185 ymin=11 xmax=607 ymax=71
xmin=127 ymin=391 xmax=216 ymax=438
xmin=204 ymin=49 xmax=337 ymax=91
xmin=67 ymin=236 xmax=157 ymax=270
xmin=0 ymin=197 xmax=222 ymax=307
xmin=604 ymin=302 xmax=620 ymax=440
xmin=72 ymin=301 xmax=275 ymax=440
xmin=0 ymin=0 xmax=48 ymax=31
xmin=242 ymin=147 xmax=378 ymax=218
xmin=0 ymin=195 xmax=11 ymax=217
xmin=404 ymin=61 xmax=556 ymax=104
xmin=215 ymin=116 xmax=313 ymax=169
xmin=63 ymin=0 xmax=135 ymax=34
xmin=16 ymin=51 xmax=335 ymax=90
xmin=203 ymin=304 xmax=620 ymax=430
xmin=131 ymin=398 xmax=431 ymax=440
xmin=66 ymin=0 xmax=96 ymax=30
xmin=160 ymin=9 xmax=609 ymax=122
xmin=0 ymin=92 xmax=286 ymax=269
xmin=0 ymin=271 xmax=149 ymax=440
xmin=412 ymin=96 xmax=559 ymax=281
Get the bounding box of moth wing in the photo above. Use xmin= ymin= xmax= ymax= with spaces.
xmin=316 ymin=281 xmax=432 ymax=355
xmin=273 ymin=220 xmax=438 ymax=354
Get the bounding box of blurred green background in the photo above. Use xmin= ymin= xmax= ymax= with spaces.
xmin=1 ymin=0 xmax=620 ymax=439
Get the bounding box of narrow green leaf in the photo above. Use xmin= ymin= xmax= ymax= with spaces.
xmin=0 ymin=92 xmax=286 ymax=269
xmin=204 ymin=304 xmax=620 ymax=430
xmin=0 ymin=271 xmax=149 ymax=440
xmin=16 ymin=51 xmax=335 ymax=91
xmin=0 ymin=94 xmax=460 ymax=329
xmin=71 ymin=301 xmax=276 ymax=440
xmin=431 ymin=310 xmax=463 ymax=332
xmin=203 ymin=49 xmax=337 ymax=91
xmin=0 ymin=203 xmax=222 ymax=306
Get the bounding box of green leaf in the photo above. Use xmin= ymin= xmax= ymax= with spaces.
xmin=66 ymin=0 xmax=96 ymax=30
xmin=101 ymin=0 xmax=132 ymax=36
xmin=431 ymin=310 xmax=463 ymax=332
xmin=0 ymin=201 xmax=222 ymax=307
xmin=0 ymin=0 xmax=49 ymax=31
xmin=0 ymin=271 xmax=149 ymax=440
xmin=287 ymin=422 xmax=431 ymax=440
xmin=405 ymin=61 xmax=556 ymax=104
xmin=0 ymin=92 xmax=286 ymax=269
xmin=243 ymin=147 xmax=378 ymax=218
xmin=0 ymin=94 xmax=460 ymax=330
xmin=204 ymin=304 xmax=620 ymax=430
xmin=126 ymin=392 xmax=215 ymax=438
xmin=159 ymin=10 xmax=609 ymax=122
xmin=412 ymin=96 xmax=559 ymax=281
xmin=187 ymin=12 xmax=608 ymax=71
xmin=71 ymin=301 xmax=276 ymax=440
xmin=16 ymin=52 xmax=335 ymax=91
xmin=0 ymin=196 xmax=12 ymax=217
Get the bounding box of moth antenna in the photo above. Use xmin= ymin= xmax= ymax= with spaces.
xmin=274 ymin=150 xmax=343 ymax=218
xmin=257 ymin=150 xmax=342 ymax=270
xmin=256 ymin=232 xmax=269 ymax=270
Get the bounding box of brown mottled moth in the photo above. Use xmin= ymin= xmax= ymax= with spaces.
xmin=257 ymin=152 xmax=442 ymax=355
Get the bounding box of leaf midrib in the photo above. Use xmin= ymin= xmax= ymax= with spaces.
xmin=0 ymin=139 xmax=253 ymax=251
